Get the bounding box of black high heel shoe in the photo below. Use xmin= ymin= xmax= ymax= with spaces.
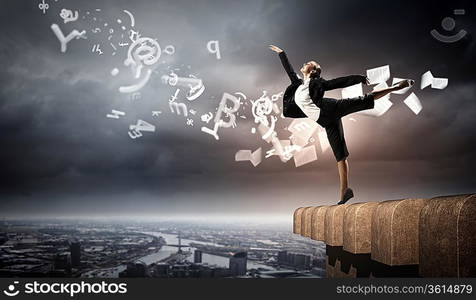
xmin=337 ymin=188 xmax=354 ymax=205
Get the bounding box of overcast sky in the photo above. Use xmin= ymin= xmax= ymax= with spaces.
xmin=0 ymin=0 xmax=475 ymax=220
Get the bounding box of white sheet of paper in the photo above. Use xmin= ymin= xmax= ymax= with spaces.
xmin=235 ymin=150 xmax=251 ymax=161
xmin=341 ymin=83 xmax=363 ymax=99
xmin=357 ymin=97 xmax=393 ymax=117
xmin=293 ymin=145 xmax=317 ymax=167
xmin=366 ymin=65 xmax=390 ymax=85
xmin=431 ymin=77 xmax=448 ymax=89
xmin=391 ymin=77 xmax=412 ymax=94
xmin=250 ymin=147 xmax=262 ymax=167
xmin=403 ymin=92 xmax=422 ymax=115
xmin=421 ymin=71 xmax=433 ymax=89
xmin=235 ymin=148 xmax=262 ymax=167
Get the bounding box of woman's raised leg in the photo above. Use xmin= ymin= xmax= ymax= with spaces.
xmin=371 ymin=79 xmax=414 ymax=100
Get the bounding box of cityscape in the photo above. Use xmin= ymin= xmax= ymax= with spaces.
xmin=0 ymin=219 xmax=326 ymax=278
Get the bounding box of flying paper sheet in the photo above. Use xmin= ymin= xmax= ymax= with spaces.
xmin=293 ymin=145 xmax=317 ymax=167
xmin=431 ymin=77 xmax=448 ymax=89
xmin=420 ymin=71 xmax=448 ymax=90
xmin=366 ymin=65 xmax=390 ymax=85
xmin=341 ymin=83 xmax=363 ymax=99
xmin=358 ymin=98 xmax=393 ymax=117
xmin=391 ymin=78 xmax=412 ymax=95
xmin=249 ymin=148 xmax=263 ymax=167
xmin=235 ymin=147 xmax=262 ymax=167
xmin=235 ymin=150 xmax=252 ymax=161
xmin=421 ymin=71 xmax=433 ymax=89
xmin=403 ymin=92 xmax=422 ymax=115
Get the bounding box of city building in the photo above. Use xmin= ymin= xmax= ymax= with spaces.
xmin=70 ymin=240 xmax=81 ymax=267
xmin=277 ymin=250 xmax=287 ymax=264
xmin=194 ymin=249 xmax=202 ymax=263
xmin=229 ymin=251 xmax=247 ymax=276
xmin=279 ymin=251 xmax=312 ymax=269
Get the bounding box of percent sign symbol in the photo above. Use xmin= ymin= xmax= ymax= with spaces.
xmin=39 ymin=0 xmax=49 ymax=14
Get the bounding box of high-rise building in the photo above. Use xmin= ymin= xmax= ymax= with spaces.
xmin=194 ymin=249 xmax=202 ymax=263
xmin=293 ymin=253 xmax=311 ymax=269
xmin=229 ymin=251 xmax=247 ymax=276
xmin=70 ymin=240 xmax=81 ymax=267
xmin=287 ymin=253 xmax=296 ymax=266
xmin=277 ymin=250 xmax=288 ymax=265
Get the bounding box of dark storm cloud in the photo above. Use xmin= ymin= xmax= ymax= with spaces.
xmin=0 ymin=0 xmax=475 ymax=217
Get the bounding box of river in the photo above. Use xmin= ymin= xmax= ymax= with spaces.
xmin=82 ymin=231 xmax=274 ymax=278
xmin=139 ymin=232 xmax=275 ymax=270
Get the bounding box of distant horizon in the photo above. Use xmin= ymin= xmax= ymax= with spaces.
xmin=0 ymin=213 xmax=293 ymax=225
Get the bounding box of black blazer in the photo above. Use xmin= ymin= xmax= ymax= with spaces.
xmin=278 ymin=51 xmax=366 ymax=118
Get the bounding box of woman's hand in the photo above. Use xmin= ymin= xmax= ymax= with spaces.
xmin=269 ymin=44 xmax=283 ymax=53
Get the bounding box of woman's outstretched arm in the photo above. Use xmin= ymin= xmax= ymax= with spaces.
xmin=269 ymin=45 xmax=300 ymax=84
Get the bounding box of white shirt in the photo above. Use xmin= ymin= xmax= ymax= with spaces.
xmin=294 ymin=78 xmax=320 ymax=121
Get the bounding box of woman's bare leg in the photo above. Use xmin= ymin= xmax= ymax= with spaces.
xmin=371 ymin=79 xmax=414 ymax=100
xmin=333 ymin=81 xmax=414 ymax=203
xmin=337 ymin=159 xmax=349 ymax=202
